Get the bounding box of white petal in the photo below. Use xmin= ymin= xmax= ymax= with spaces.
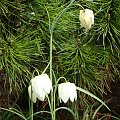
xmin=32 ymin=74 xmax=52 ymax=94
xmin=58 ymin=83 xmax=69 ymax=103
xmin=85 ymin=9 xmax=94 ymax=25
xmin=31 ymin=74 xmax=52 ymax=101
xmin=35 ymin=88 xmax=46 ymax=101
xmin=28 ymin=85 xmax=37 ymax=103
xmin=79 ymin=10 xmax=86 ymax=28
xmin=58 ymin=82 xmax=77 ymax=103
xmin=39 ymin=74 xmax=52 ymax=94
xmin=68 ymin=83 xmax=77 ymax=102
xmin=58 ymin=84 xmax=62 ymax=99
xmin=79 ymin=9 xmax=94 ymax=31
xmin=32 ymin=77 xmax=46 ymax=101
xmin=58 ymin=84 xmax=63 ymax=101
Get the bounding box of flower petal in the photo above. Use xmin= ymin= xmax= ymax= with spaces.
xmin=35 ymin=88 xmax=46 ymax=101
xmin=79 ymin=10 xmax=86 ymax=28
xmin=39 ymin=74 xmax=52 ymax=94
xmin=31 ymin=77 xmax=46 ymax=101
xmin=31 ymin=74 xmax=52 ymax=101
xmin=58 ymin=82 xmax=77 ymax=103
xmin=79 ymin=9 xmax=94 ymax=31
xmin=58 ymin=83 xmax=70 ymax=103
xmin=28 ymin=85 xmax=37 ymax=103
xmin=68 ymin=83 xmax=77 ymax=102
xmin=85 ymin=9 xmax=94 ymax=25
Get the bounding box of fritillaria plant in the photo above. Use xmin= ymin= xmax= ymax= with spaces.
xmin=28 ymin=1 xmax=109 ymax=120
xmin=28 ymin=73 xmax=110 ymax=120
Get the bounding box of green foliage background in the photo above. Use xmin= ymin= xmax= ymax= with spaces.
xmin=0 ymin=0 xmax=120 ymax=119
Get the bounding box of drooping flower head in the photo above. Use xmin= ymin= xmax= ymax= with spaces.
xmin=79 ymin=9 xmax=94 ymax=31
xmin=58 ymin=82 xmax=77 ymax=103
xmin=28 ymin=74 xmax=52 ymax=103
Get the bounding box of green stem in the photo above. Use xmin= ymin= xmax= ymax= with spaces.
xmin=46 ymin=94 xmax=54 ymax=120
xmin=30 ymin=83 xmax=33 ymax=120
xmin=76 ymin=87 xmax=110 ymax=111
xmin=30 ymin=100 xmax=33 ymax=120
xmin=75 ymin=4 xmax=84 ymax=10
xmin=50 ymin=34 xmax=53 ymax=83
xmin=49 ymin=0 xmax=76 ymax=120
xmin=50 ymin=33 xmax=54 ymax=120
xmin=0 ymin=107 xmax=27 ymax=120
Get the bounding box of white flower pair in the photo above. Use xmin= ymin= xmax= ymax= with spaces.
xmin=28 ymin=74 xmax=77 ymax=103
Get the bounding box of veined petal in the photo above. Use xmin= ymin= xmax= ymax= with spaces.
xmin=30 ymin=74 xmax=52 ymax=102
xmin=39 ymin=74 xmax=52 ymax=94
xmin=85 ymin=9 xmax=94 ymax=25
xmin=79 ymin=9 xmax=94 ymax=31
xmin=58 ymin=83 xmax=63 ymax=103
xmin=79 ymin=10 xmax=86 ymax=28
xmin=68 ymin=83 xmax=77 ymax=102
xmin=32 ymin=77 xmax=46 ymax=101
xmin=58 ymin=82 xmax=77 ymax=103
xmin=35 ymin=88 xmax=46 ymax=101
xmin=32 ymin=74 xmax=52 ymax=94
xmin=58 ymin=83 xmax=69 ymax=103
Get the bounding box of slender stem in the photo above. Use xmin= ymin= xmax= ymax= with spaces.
xmin=30 ymin=83 xmax=33 ymax=120
xmin=0 ymin=108 xmax=27 ymax=120
xmin=50 ymin=33 xmax=54 ymax=120
xmin=50 ymin=34 xmax=56 ymax=120
xmin=49 ymin=1 xmax=76 ymax=120
xmin=50 ymin=34 xmax=53 ymax=84
xmin=30 ymin=99 xmax=33 ymax=120
xmin=75 ymin=4 xmax=84 ymax=10
xmin=42 ymin=61 xmax=50 ymax=74
xmin=44 ymin=4 xmax=54 ymax=119
xmin=46 ymin=94 xmax=54 ymax=119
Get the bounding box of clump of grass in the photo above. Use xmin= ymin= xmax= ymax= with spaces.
xmin=58 ymin=38 xmax=112 ymax=96
xmin=0 ymin=30 xmax=44 ymax=92
xmin=0 ymin=0 xmax=48 ymax=92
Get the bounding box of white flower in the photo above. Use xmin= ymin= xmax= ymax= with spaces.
xmin=31 ymin=12 xmax=35 ymax=15
xmin=58 ymin=82 xmax=77 ymax=103
xmin=79 ymin=9 xmax=94 ymax=31
xmin=28 ymin=74 xmax=52 ymax=103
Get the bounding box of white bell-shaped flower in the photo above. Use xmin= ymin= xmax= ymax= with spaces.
xmin=58 ymin=82 xmax=77 ymax=103
xmin=28 ymin=74 xmax=52 ymax=102
xmin=79 ymin=9 xmax=94 ymax=31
